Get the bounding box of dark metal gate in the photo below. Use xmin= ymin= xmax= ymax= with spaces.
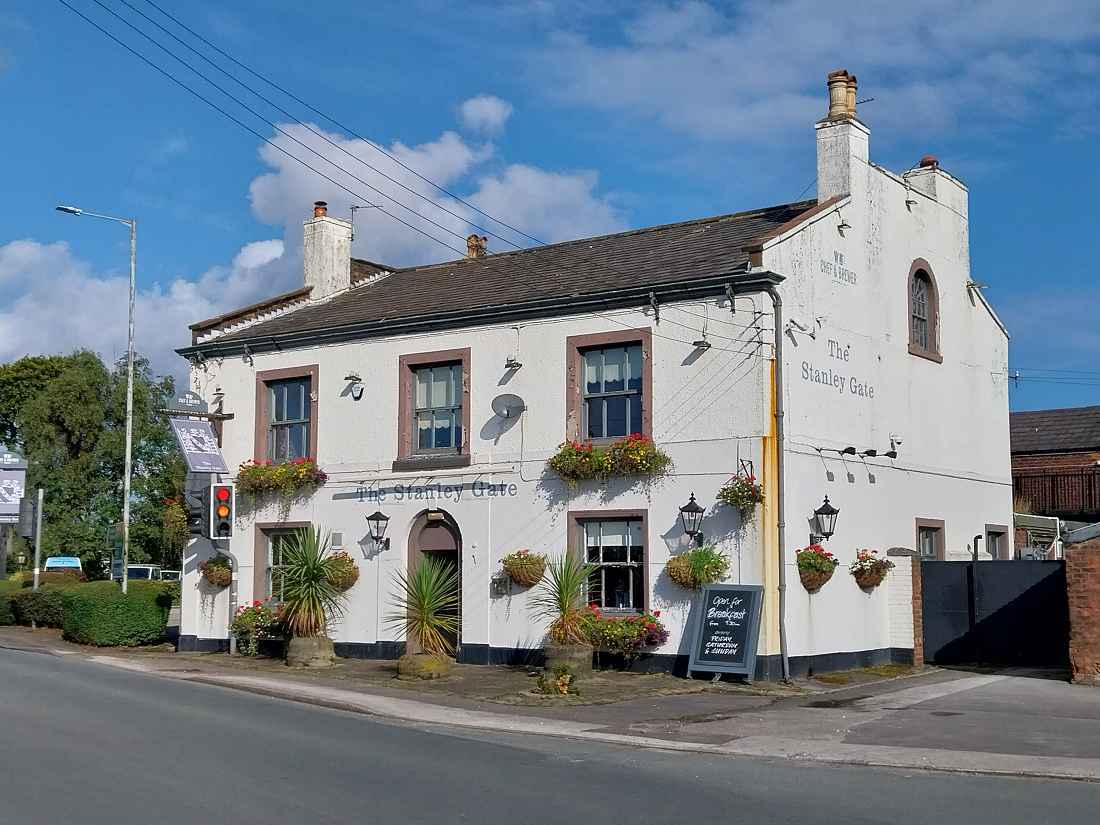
xmin=921 ymin=560 xmax=1068 ymax=666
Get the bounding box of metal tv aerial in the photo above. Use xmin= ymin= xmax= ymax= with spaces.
xmin=490 ymin=393 xmax=527 ymax=419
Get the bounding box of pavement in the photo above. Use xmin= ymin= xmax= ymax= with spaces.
xmin=3 ymin=627 xmax=1100 ymax=784
xmin=3 ymin=645 xmax=1099 ymax=825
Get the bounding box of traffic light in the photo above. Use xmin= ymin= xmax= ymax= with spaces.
xmin=209 ymin=483 xmax=234 ymax=540
xmin=17 ymin=496 xmax=36 ymax=540
xmin=186 ymin=490 xmax=206 ymax=536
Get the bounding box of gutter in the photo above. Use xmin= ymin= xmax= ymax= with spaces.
xmin=178 ymin=269 xmax=784 ymax=359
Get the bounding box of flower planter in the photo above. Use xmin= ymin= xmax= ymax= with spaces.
xmin=547 ymin=434 xmax=672 ymax=485
xmin=849 ymin=549 xmax=893 ymax=590
xmin=799 ymin=566 xmax=834 ymax=593
xmin=502 ymin=551 xmax=546 ymax=588
xmin=236 ymin=458 xmax=327 ymax=501
xmin=716 ymin=474 xmax=764 ymax=514
xmin=665 ymin=554 xmax=697 ymax=588
xmin=200 ymin=559 xmax=232 ymax=588
xmin=665 ymin=545 xmax=730 ymax=590
xmin=326 ymin=551 xmax=360 ymax=592
xmin=853 ymin=567 xmax=887 ymax=589
xmin=544 ymin=642 xmax=594 ymax=676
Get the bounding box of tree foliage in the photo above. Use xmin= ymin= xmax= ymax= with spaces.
xmin=10 ymin=351 xmax=184 ymax=576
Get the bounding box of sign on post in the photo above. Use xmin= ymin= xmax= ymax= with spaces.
xmin=686 ymin=584 xmax=764 ymax=679
xmin=0 ymin=446 xmax=27 ymax=525
xmin=169 ymin=417 xmax=229 ymax=474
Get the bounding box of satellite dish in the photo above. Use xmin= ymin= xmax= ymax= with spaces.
xmin=491 ymin=393 xmax=527 ymax=419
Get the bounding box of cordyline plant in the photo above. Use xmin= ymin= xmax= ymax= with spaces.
xmin=386 ymin=555 xmax=460 ymax=657
xmin=279 ymin=527 xmax=347 ymax=638
xmin=236 ymin=458 xmax=327 ymax=500
xmin=548 ymin=433 xmax=672 ymax=484
xmin=531 ymin=555 xmax=596 ymax=645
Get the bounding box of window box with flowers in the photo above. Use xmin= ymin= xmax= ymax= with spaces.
xmin=716 ymin=474 xmax=764 ymax=515
xmin=579 ymin=605 xmax=669 ymax=666
xmin=796 ymin=544 xmax=838 ymax=593
xmin=199 ymin=553 xmax=233 ymax=588
xmin=501 ymin=549 xmax=547 ymax=588
xmin=230 ymin=600 xmax=286 ymax=657
xmin=849 ymin=549 xmax=894 ymax=590
xmin=236 ymin=458 xmax=328 ymax=502
xmin=547 ymin=433 xmax=672 ymax=486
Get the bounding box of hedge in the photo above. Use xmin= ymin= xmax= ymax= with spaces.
xmin=10 ymin=587 xmax=68 ymax=627
xmin=62 ymin=581 xmax=172 ymax=647
xmin=0 ymin=580 xmax=17 ymax=626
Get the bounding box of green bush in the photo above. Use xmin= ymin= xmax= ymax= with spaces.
xmin=0 ymin=580 xmax=17 ymax=625
xmin=22 ymin=571 xmax=86 ymax=588
xmin=62 ymin=581 xmax=172 ymax=647
xmin=10 ymin=588 xmax=68 ymax=627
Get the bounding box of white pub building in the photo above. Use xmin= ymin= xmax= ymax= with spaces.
xmin=178 ymin=71 xmax=1012 ymax=678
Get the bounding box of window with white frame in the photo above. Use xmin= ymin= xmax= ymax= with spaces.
xmin=918 ymin=524 xmax=943 ymax=561
xmin=268 ymin=378 xmax=311 ymax=461
xmin=266 ymin=532 xmax=296 ymax=602
xmin=413 ymin=363 xmax=462 ymax=452
xmin=582 ymin=518 xmax=645 ymax=611
xmin=582 ymin=343 xmax=643 ymax=440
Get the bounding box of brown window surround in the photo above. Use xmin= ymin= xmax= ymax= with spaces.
xmin=565 ymin=328 xmax=653 ymax=442
xmin=985 ymin=523 xmax=1010 ymax=560
xmin=253 ymin=521 xmax=310 ymax=600
xmin=394 ymin=348 xmax=471 ymax=473
xmin=915 ymin=517 xmax=946 ymax=561
xmin=254 ymin=365 xmax=319 ymax=463
xmin=568 ymin=509 xmax=648 ymax=614
xmin=907 ymin=258 xmax=943 ymax=364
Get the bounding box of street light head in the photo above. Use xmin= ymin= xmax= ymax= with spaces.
xmin=56 ymin=205 xmax=83 ymax=215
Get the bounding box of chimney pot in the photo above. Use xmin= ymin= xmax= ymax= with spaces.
xmin=313 ymin=201 xmax=328 ymax=218
xmin=919 ymin=154 xmax=939 ymax=169
xmin=466 ymin=234 xmax=488 ymax=258
xmin=826 ymin=69 xmax=854 ymax=120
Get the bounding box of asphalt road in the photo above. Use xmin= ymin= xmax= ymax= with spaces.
xmin=1 ymin=648 xmax=1097 ymax=825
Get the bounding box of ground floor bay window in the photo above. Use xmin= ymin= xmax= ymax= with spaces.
xmin=575 ymin=513 xmax=647 ymax=612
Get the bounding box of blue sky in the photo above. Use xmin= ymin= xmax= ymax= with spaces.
xmin=1 ymin=1 xmax=1098 ymax=410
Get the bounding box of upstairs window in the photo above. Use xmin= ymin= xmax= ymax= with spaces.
xmin=582 ymin=343 xmax=644 ymax=440
xmin=908 ymin=260 xmax=942 ymax=362
xmin=268 ymin=378 xmax=311 ymax=461
xmin=413 ymin=363 xmax=463 ymax=452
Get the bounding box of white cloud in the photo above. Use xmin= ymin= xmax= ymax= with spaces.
xmin=536 ymin=0 xmax=1100 ymax=142
xmin=459 ymin=95 xmax=514 ymax=134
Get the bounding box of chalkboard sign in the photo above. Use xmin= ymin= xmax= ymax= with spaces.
xmin=687 ymin=584 xmax=764 ymax=679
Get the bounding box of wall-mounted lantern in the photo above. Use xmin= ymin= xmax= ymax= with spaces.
xmin=366 ymin=510 xmax=390 ymax=550
xmin=811 ymin=496 xmax=840 ymax=543
xmin=679 ymin=493 xmax=706 ymax=546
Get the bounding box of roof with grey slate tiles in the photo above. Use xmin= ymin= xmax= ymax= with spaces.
xmin=1011 ymin=405 xmax=1100 ymax=454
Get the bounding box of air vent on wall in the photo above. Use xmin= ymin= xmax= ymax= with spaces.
xmin=331 ymin=532 xmax=345 ymax=550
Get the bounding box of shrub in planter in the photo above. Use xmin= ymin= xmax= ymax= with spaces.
xmin=325 ymin=551 xmax=360 ymax=592
xmin=531 ymin=555 xmax=596 ymax=676
xmin=236 ymin=458 xmax=327 ymax=501
xmin=387 ymin=554 xmax=460 ymax=679
xmin=231 ymin=600 xmax=285 ymax=657
xmin=62 ymin=581 xmax=172 ymax=646
xmin=579 ymin=606 xmax=669 ymax=661
xmin=716 ymin=474 xmax=764 ymax=514
xmin=10 ymin=587 xmax=67 ymax=627
xmin=796 ymin=544 xmax=838 ymax=592
xmin=849 ymin=549 xmax=894 ymax=589
xmin=199 ymin=553 xmax=233 ymax=588
xmin=280 ymin=527 xmax=348 ymax=668
xmin=501 ymin=549 xmax=547 ymax=588
xmin=547 ymin=434 xmax=672 ymax=485
xmin=666 ymin=544 xmax=730 ymax=589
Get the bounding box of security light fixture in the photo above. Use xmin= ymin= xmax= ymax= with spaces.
xmin=679 ymin=493 xmax=706 ymax=545
xmin=366 ymin=510 xmax=390 ymax=549
xmin=344 ymin=372 xmax=362 ymax=383
xmin=860 ymin=449 xmax=877 ymax=458
xmin=505 ymin=356 xmax=523 ymax=370
xmin=884 ymin=449 xmax=898 ymax=460
xmin=692 ymin=338 xmax=712 ymax=350
xmin=812 ymin=496 xmax=840 ymax=542
xmin=837 ymin=213 xmax=851 ymax=235
xmin=839 ymin=446 xmax=857 ymax=456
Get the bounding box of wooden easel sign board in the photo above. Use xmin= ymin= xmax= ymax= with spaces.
xmin=686 ymin=584 xmax=764 ymax=679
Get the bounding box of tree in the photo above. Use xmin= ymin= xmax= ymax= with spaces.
xmin=0 ymin=356 xmax=70 ymax=447
xmin=15 ymin=351 xmax=184 ymax=576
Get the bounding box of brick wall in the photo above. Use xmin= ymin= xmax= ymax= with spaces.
xmin=1066 ymin=539 xmax=1100 ymax=686
xmin=1012 ymin=451 xmax=1100 ymax=473
xmin=911 ymin=554 xmax=924 ymax=667
xmin=887 ymin=548 xmax=923 ymax=666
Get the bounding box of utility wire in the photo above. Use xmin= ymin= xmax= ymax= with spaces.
xmin=115 ymin=0 xmax=530 ymax=254
xmin=55 ymin=0 xmax=467 ymax=258
xmin=139 ymin=0 xmax=544 ymax=247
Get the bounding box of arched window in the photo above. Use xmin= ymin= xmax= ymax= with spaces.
xmin=908 ymin=260 xmax=941 ymax=362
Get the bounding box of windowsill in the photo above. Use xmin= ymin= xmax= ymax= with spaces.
xmin=392 ymin=454 xmax=472 ymax=473
xmin=908 ymin=343 xmax=943 ymax=363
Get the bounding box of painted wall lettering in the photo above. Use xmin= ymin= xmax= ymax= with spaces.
xmin=819 ymin=250 xmax=858 ymax=286
xmin=354 ymin=480 xmax=519 ymax=505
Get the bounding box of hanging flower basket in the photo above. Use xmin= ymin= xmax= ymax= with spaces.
xmin=849 ymin=549 xmax=894 ymax=590
xmin=716 ymin=474 xmax=764 ymax=514
xmin=547 ymin=434 xmax=672 ymax=486
xmin=326 ymin=551 xmax=360 ymax=592
xmin=796 ymin=544 xmax=838 ymax=593
xmin=501 ymin=549 xmax=547 ymax=588
xmin=200 ymin=553 xmax=232 ymax=588
xmin=665 ymin=544 xmax=730 ymax=590
xmin=236 ymin=458 xmax=328 ymax=501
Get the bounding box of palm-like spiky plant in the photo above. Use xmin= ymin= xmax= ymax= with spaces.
xmin=386 ymin=555 xmax=460 ymax=657
xmin=280 ymin=527 xmax=347 ymax=638
xmin=530 ymin=554 xmax=596 ymax=646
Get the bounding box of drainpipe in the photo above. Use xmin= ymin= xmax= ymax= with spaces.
xmin=765 ymin=285 xmax=791 ymax=683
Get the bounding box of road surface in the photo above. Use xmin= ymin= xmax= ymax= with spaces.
xmin=0 ymin=647 xmax=1096 ymax=824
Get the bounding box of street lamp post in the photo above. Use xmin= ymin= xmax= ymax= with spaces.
xmin=56 ymin=205 xmax=136 ymax=595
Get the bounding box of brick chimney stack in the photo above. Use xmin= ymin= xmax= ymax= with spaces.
xmin=466 ymin=234 xmax=488 ymax=258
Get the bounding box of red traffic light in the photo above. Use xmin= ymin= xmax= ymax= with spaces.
xmin=215 ymin=487 xmax=231 ymax=502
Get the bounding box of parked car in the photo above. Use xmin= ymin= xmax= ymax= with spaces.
xmin=43 ymin=556 xmax=82 ymax=573
xmin=115 ymin=564 xmax=162 ymax=581
xmin=159 ymin=570 xmax=181 ymax=582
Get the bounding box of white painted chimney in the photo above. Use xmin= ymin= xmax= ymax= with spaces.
xmin=303 ymin=201 xmax=352 ymax=300
xmin=815 ymin=69 xmax=869 ymax=203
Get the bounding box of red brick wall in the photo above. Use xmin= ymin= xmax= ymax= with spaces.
xmin=1067 ymin=540 xmax=1100 ymax=686
xmin=1013 ymin=451 xmax=1100 ymax=473
xmin=911 ymin=559 xmax=924 ymax=667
